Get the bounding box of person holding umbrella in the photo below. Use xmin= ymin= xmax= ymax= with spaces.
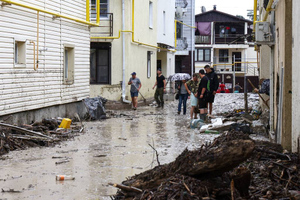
xmin=128 ymin=72 xmax=141 ymax=110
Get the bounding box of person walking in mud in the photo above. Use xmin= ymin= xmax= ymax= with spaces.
xmin=177 ymin=79 xmax=188 ymax=115
xmin=185 ymin=74 xmax=199 ymax=119
xmin=128 ymin=72 xmax=142 ymax=110
xmin=197 ymin=69 xmax=209 ymax=121
xmin=152 ymin=68 xmax=166 ymax=108
xmin=203 ymin=65 xmax=219 ymax=117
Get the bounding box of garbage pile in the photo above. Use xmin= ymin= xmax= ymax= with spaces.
xmin=0 ymin=118 xmax=83 ymax=156
xmin=110 ymin=131 xmax=300 ymax=200
xmin=83 ymin=96 xmax=107 ymax=120
xmin=195 ymin=108 xmax=269 ymax=137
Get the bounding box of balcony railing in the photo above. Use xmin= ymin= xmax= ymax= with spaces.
xmin=215 ymin=34 xmax=247 ymax=44
xmin=195 ymin=35 xmax=211 ymax=44
xmin=90 ymin=13 xmax=113 ymax=36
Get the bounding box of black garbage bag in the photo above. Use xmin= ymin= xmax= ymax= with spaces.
xmin=83 ymin=96 xmax=107 ymax=120
xmin=230 ymin=122 xmax=252 ymax=134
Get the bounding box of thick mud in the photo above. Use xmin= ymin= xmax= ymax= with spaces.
xmin=0 ymin=93 xmax=266 ymax=199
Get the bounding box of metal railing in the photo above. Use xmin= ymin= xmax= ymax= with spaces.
xmin=214 ymin=34 xmax=248 ymax=44
xmin=213 ymin=61 xmax=258 ymax=76
xmin=90 ymin=13 xmax=113 ymax=36
xmin=195 ymin=35 xmax=211 ymax=44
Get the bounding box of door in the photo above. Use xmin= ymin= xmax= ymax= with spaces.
xmin=175 ymin=60 xmax=182 ymax=73
xmin=232 ymin=52 xmax=242 ymax=71
xmin=157 ymin=60 xmax=162 ymax=71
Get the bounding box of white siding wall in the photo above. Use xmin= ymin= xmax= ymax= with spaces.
xmin=0 ymin=0 xmax=90 ymax=116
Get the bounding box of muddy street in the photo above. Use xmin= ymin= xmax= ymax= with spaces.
xmin=0 ymin=94 xmax=264 ymax=200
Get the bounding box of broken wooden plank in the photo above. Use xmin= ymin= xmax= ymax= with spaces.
xmin=108 ymin=182 xmax=143 ymax=193
xmin=0 ymin=122 xmax=55 ymax=141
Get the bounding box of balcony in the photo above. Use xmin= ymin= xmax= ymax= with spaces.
xmin=90 ymin=13 xmax=113 ymax=37
xmin=215 ymin=34 xmax=247 ymax=44
xmin=195 ymin=35 xmax=211 ymax=44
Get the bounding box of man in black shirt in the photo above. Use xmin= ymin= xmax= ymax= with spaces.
xmin=204 ymin=65 xmax=219 ymax=116
xmin=197 ymin=69 xmax=208 ymax=121
xmin=152 ymin=68 xmax=166 ymax=108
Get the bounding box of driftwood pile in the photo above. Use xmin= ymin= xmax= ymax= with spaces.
xmin=111 ymin=131 xmax=300 ymax=200
xmin=0 ymin=119 xmax=83 ymax=156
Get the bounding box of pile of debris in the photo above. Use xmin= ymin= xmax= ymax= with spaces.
xmin=0 ymin=118 xmax=83 ymax=156
xmin=110 ymin=131 xmax=300 ymax=200
xmin=197 ymin=108 xmax=269 ymax=137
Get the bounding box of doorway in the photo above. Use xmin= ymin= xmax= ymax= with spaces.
xmin=232 ymin=52 xmax=242 ymax=71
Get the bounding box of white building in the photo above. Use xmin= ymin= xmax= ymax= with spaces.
xmin=157 ymin=0 xmax=176 ymax=78
xmin=0 ymin=0 xmax=93 ymax=123
xmin=195 ymin=6 xmax=258 ymax=92
xmin=175 ymin=0 xmax=195 ymax=75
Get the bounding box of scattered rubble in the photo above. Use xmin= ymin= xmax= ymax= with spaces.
xmin=110 ymin=131 xmax=300 ymax=200
xmin=0 ymin=118 xmax=83 ymax=156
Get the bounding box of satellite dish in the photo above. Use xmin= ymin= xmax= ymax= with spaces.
xmin=201 ymin=6 xmax=206 ymax=13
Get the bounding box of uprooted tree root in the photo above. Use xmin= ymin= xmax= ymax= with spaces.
xmin=111 ymin=131 xmax=300 ymax=200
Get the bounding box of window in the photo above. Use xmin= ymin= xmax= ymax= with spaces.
xmin=91 ymin=0 xmax=109 ymax=19
xmin=14 ymin=40 xmax=26 ymax=66
xmin=90 ymin=43 xmax=111 ymax=84
xmin=147 ymin=51 xmax=152 ymax=78
xmin=163 ymin=11 xmax=166 ymax=35
xmin=176 ymin=21 xmax=183 ymax=39
xmin=219 ymin=49 xmax=229 ymax=62
xmin=64 ymin=45 xmax=75 ymax=84
xmin=149 ymin=1 xmax=153 ymax=29
xmin=195 ymin=49 xmax=211 ymax=62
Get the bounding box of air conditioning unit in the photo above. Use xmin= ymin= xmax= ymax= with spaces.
xmin=255 ymin=22 xmax=273 ymax=44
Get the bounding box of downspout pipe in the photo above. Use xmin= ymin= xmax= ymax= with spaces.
xmin=191 ymin=0 xmax=194 ymax=74
xmin=270 ymin=9 xmax=275 ymax=141
xmin=36 ymin=11 xmax=39 ymax=70
xmin=121 ymin=0 xmax=131 ymax=104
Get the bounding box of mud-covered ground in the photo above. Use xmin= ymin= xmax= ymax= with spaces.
xmin=0 ymin=93 xmax=266 ymax=199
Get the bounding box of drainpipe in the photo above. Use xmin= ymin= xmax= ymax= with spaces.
xmin=121 ymin=0 xmax=131 ymax=104
xmin=270 ymin=10 xmax=275 ymax=141
xmin=36 ymin=11 xmax=39 ymax=70
xmin=191 ymin=0 xmax=194 ymax=74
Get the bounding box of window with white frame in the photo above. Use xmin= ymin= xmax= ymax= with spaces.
xmin=91 ymin=0 xmax=109 ymax=19
xmin=64 ymin=45 xmax=75 ymax=84
xmin=219 ymin=49 xmax=229 ymax=62
xmin=147 ymin=51 xmax=152 ymax=78
xmin=14 ymin=40 xmax=26 ymax=66
xmin=149 ymin=1 xmax=153 ymax=29
xmin=195 ymin=49 xmax=211 ymax=62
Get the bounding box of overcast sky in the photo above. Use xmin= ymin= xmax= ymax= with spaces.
xmin=195 ymin=0 xmax=254 ymax=19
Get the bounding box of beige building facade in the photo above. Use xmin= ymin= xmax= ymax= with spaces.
xmin=257 ymin=0 xmax=296 ymax=151
xmin=90 ymin=0 xmax=159 ymax=101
